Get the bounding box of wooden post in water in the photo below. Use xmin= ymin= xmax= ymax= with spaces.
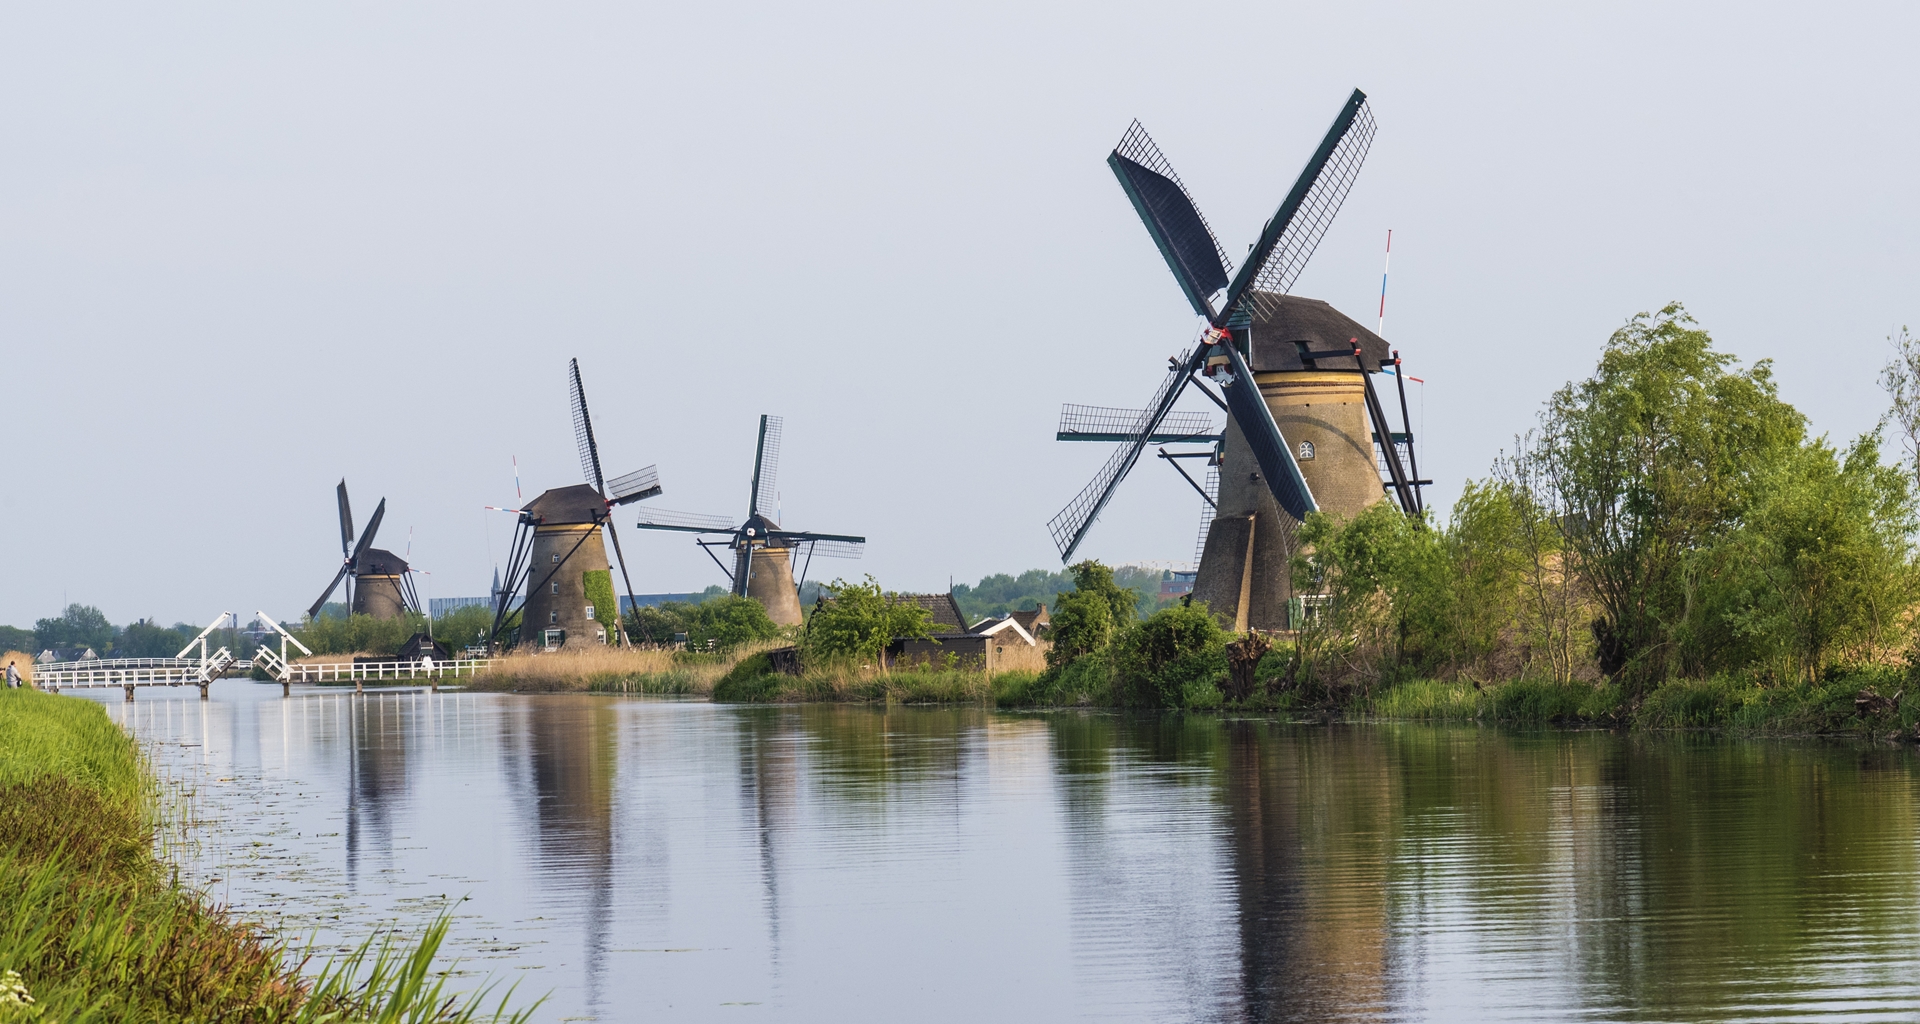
xmin=123 ymin=683 xmax=134 ymax=702
xmin=198 ymin=681 xmax=209 ymax=700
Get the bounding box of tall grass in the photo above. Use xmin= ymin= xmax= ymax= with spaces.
xmin=712 ymin=654 xmax=1002 ymax=704
xmin=469 ymin=644 xmax=781 ymax=694
xmin=0 ymin=689 xmax=533 ymax=1022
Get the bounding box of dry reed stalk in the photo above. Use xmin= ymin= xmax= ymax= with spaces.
xmin=474 ymin=641 xmax=783 ymax=693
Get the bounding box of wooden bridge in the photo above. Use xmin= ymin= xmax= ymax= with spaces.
xmin=248 ymin=612 xmax=489 ymax=694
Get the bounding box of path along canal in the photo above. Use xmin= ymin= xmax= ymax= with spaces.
xmin=90 ymin=681 xmax=1920 ymax=1023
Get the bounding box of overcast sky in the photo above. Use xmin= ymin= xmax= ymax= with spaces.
xmin=4 ymin=1 xmax=1916 ymax=628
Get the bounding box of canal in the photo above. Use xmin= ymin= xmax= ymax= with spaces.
xmin=95 ymin=682 xmax=1920 ymax=1022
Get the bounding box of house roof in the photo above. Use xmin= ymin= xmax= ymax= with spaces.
xmin=1246 ymin=293 xmax=1392 ymax=373
xmin=526 ymin=484 xmax=608 ymax=526
xmin=891 ymin=592 xmax=968 ymax=631
xmin=1009 ymin=605 xmax=1050 ymax=634
xmin=965 ymin=616 xmax=1036 ymax=645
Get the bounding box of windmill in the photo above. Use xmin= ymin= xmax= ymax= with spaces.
xmin=1050 ymin=88 xmax=1427 ymax=631
xmin=487 ymin=359 xmax=664 ymax=650
xmin=632 ymin=415 xmax=865 ymax=626
xmin=308 ymin=480 xmax=418 ymax=621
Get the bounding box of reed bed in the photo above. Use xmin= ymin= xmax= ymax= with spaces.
xmin=0 ymin=688 xmax=534 ymax=1023
xmin=2 ymin=651 xmax=33 ymax=688
xmin=467 ymin=643 xmax=783 ymax=695
xmin=711 ymin=654 xmax=1014 ymax=705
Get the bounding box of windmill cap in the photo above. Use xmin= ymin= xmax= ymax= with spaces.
xmin=355 ymin=547 xmax=410 ymax=576
xmin=525 ymin=484 xmax=608 ymax=525
xmin=1244 ymin=293 xmax=1391 ymax=373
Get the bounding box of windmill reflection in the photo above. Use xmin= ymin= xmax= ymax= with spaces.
xmin=344 ymin=693 xmax=412 ymax=883
xmin=499 ymin=697 xmax=620 ymax=1011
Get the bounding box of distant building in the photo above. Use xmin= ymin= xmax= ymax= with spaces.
xmin=885 ymin=593 xmax=1049 ymax=672
xmin=1160 ymin=571 xmax=1197 ymax=601
xmin=429 ymin=597 xmax=493 ymax=618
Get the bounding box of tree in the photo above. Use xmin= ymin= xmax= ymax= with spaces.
xmin=1878 ymin=326 xmax=1920 ymax=489
xmin=1528 ymin=304 xmax=1804 ymax=693
xmin=1111 ymin=603 xmax=1227 ymax=708
xmin=803 ymin=576 xmax=933 ymax=664
xmin=1686 ymin=429 xmax=1918 ymax=679
xmin=34 ymin=604 xmax=115 ymax=654
xmin=1043 ymin=561 xmax=1139 ymax=669
xmin=118 ymin=619 xmax=193 ymax=658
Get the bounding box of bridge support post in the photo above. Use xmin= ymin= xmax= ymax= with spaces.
xmin=355 ymin=678 xmax=363 ymax=695
xmin=198 ymin=682 xmax=209 ymax=700
xmin=282 ymin=681 xmax=290 ymax=698
xmin=123 ymin=684 xmax=134 ymax=702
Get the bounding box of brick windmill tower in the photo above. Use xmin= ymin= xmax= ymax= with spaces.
xmin=1048 ymin=88 xmax=1426 ymax=631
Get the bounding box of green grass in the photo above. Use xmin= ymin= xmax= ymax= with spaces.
xmin=0 ymin=688 xmax=535 ymax=1023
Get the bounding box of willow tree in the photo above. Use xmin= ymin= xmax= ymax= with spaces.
xmin=1527 ymin=304 xmax=1804 ymax=693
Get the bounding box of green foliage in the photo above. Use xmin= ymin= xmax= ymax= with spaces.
xmin=0 ymin=627 xmax=32 ymax=653
xmin=803 ymin=576 xmax=934 ymax=663
xmin=31 ymin=605 xmax=114 ymax=655
xmin=116 ymin=619 xmax=194 ymax=659
xmin=581 ymin=569 xmax=619 ymax=640
xmin=1683 ymin=429 xmax=1919 ymax=680
xmin=954 ymin=565 xmax=1168 ymax=622
xmin=435 ymin=604 xmax=498 ymax=649
xmin=295 ymin=612 xmax=426 ymax=656
xmin=1111 ymin=603 xmax=1229 ymax=708
xmin=1530 ymin=303 xmax=1806 ymax=691
xmin=711 ymin=652 xmax=780 ymax=702
xmin=1045 ymin=561 xmax=1139 ymax=669
xmin=0 ymin=690 xmax=533 ymax=1022
xmin=625 ymin=593 xmax=782 ymax=651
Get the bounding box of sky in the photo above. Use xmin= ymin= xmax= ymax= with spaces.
xmin=3 ymin=1 xmax=1917 ymax=629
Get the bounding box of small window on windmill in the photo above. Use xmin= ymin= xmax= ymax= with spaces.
xmin=551 ymin=581 xmax=559 ymax=594
xmin=549 ymin=610 xmax=558 ymax=623
xmin=1298 ymin=440 xmax=1315 ymax=461
xmin=596 ymin=628 xmax=607 ymax=644
xmin=543 ymin=628 xmax=563 ymax=648
xmin=585 ymin=604 xmax=595 ymax=620
xmin=1288 ymin=594 xmax=1332 ymax=628
xmin=551 ymin=554 xmax=560 ymax=564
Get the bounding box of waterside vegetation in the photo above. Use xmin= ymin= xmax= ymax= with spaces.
xmin=0 ymin=688 xmax=533 ymax=1023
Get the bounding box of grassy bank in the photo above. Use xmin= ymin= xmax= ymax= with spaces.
xmin=1360 ymin=671 xmax=1920 ymax=736
xmin=0 ymin=688 xmax=532 ymax=1022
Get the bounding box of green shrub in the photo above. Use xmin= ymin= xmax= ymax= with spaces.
xmin=711 ymin=652 xmax=780 ymax=702
xmin=1111 ymin=604 xmax=1228 ymax=708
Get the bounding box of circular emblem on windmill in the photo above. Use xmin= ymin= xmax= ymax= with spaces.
xmin=1298 ymin=440 xmax=1315 ymax=461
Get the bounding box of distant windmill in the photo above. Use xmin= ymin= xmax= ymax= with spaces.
xmin=1050 ymin=88 xmax=1427 ymax=631
xmin=487 ymin=359 xmax=665 ymax=650
xmin=633 ymin=415 xmax=864 ymax=626
xmin=309 ymin=480 xmax=417 ymax=621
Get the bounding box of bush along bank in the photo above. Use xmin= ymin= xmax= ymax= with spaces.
xmin=0 ymin=688 xmax=534 ymax=1023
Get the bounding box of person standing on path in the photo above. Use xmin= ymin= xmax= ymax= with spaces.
xmin=5 ymin=661 xmax=20 ymax=689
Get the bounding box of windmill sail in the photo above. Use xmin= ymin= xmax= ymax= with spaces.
xmin=1047 ymin=344 xmax=1206 ymax=561
xmin=634 ymin=508 xmax=739 ymax=533
xmin=608 ymin=466 xmax=662 ymax=504
xmin=569 ymin=358 xmax=606 ymax=493
xmin=749 ymin=415 xmax=783 ymax=521
xmin=1109 ymin=121 xmax=1234 ymax=317
xmin=1220 ymin=344 xmax=1316 ymax=520
xmin=1220 ymin=89 xmax=1376 ymax=323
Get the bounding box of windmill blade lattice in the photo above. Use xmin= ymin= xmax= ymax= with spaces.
xmin=336 ymin=480 xmax=354 ymax=557
xmin=1109 ymin=121 xmax=1235 ymax=316
xmin=569 ymin=358 xmax=606 ymax=494
xmin=1221 ymin=89 xmax=1377 ymax=323
xmin=608 ymin=466 xmax=662 ymax=505
xmin=750 ymin=415 xmax=783 ymax=521
xmin=1058 ymin=404 xmax=1215 ymax=442
xmin=634 ymin=508 xmax=739 ymax=533
xmin=1047 ymin=343 xmax=1204 ymax=560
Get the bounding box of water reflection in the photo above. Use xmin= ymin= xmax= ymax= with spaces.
xmin=98 ymin=685 xmax=1920 ymax=1023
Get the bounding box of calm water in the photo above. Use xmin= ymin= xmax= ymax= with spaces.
xmin=89 ymin=682 xmax=1920 ymax=1023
